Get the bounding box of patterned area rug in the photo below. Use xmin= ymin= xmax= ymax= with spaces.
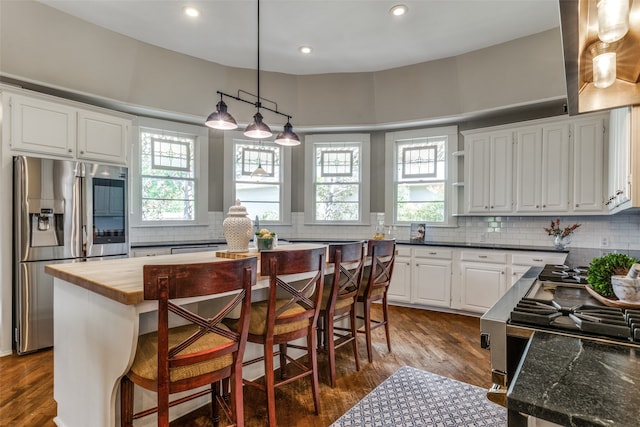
xmin=331 ymin=366 xmax=507 ymax=427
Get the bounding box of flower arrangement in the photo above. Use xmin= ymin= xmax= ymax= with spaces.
xmin=255 ymin=228 xmax=276 ymax=251
xmin=544 ymin=218 xmax=581 ymax=237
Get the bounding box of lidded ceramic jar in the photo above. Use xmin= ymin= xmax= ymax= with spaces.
xmin=223 ymin=199 xmax=252 ymax=252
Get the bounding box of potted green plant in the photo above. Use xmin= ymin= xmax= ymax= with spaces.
xmin=587 ymin=253 xmax=640 ymax=298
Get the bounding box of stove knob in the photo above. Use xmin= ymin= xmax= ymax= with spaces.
xmin=480 ymin=333 xmax=490 ymax=349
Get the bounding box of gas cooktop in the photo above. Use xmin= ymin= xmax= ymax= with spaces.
xmin=509 ymin=279 xmax=640 ymax=344
xmin=537 ymin=264 xmax=589 ymax=285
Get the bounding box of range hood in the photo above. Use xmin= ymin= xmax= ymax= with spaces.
xmin=560 ymin=0 xmax=640 ymax=115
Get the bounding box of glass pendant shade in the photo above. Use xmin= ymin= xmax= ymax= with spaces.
xmin=274 ymin=121 xmax=301 ymax=146
xmin=597 ymin=0 xmax=630 ymax=43
xmin=591 ymin=42 xmax=617 ymax=89
xmin=244 ymin=112 xmax=272 ymax=139
xmin=205 ymin=100 xmax=238 ymax=130
xmin=251 ymin=163 xmax=269 ymax=177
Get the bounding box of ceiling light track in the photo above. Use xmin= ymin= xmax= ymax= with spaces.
xmin=204 ymin=0 xmax=300 ymax=146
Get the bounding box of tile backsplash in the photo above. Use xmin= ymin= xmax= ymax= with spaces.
xmin=131 ymin=212 xmax=640 ymax=254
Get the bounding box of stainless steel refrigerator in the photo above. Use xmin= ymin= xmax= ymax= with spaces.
xmin=13 ymin=155 xmax=129 ymax=354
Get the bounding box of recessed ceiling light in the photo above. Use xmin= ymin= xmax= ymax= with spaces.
xmin=184 ymin=6 xmax=200 ymax=18
xmin=389 ymin=4 xmax=408 ymax=16
xmin=299 ymin=46 xmax=312 ymax=54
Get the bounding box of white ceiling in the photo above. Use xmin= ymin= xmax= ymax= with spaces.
xmin=36 ymin=0 xmax=561 ymax=75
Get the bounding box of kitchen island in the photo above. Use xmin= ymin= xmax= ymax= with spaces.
xmin=45 ymin=244 xmax=325 ymax=427
xmin=507 ymin=331 xmax=640 ymax=426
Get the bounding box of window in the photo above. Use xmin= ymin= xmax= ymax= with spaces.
xmin=224 ymin=132 xmax=291 ymax=224
xmin=305 ymin=134 xmax=370 ymax=224
xmin=131 ymin=118 xmax=208 ymax=226
xmin=385 ymin=126 xmax=458 ymax=227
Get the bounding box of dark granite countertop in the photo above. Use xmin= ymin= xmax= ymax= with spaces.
xmin=132 ymin=238 xmax=567 ymax=253
xmin=287 ymin=239 xmax=568 ymax=253
xmin=507 ymin=331 xmax=640 ymax=426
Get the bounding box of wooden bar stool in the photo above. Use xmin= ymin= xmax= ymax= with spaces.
xmin=357 ymin=239 xmax=397 ymax=363
xmin=120 ymin=257 xmax=256 ymax=427
xmin=317 ymin=241 xmax=365 ymax=387
xmin=239 ymin=247 xmax=325 ymax=426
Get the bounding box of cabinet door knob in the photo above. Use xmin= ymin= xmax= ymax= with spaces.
xmin=575 ymin=204 xmax=579 ymax=207
xmin=535 ymin=205 xmax=540 ymax=208
xmin=68 ymin=148 xmax=73 ymax=152
xmin=542 ymin=204 xmax=546 ymax=208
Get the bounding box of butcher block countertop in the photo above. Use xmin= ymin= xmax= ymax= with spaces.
xmin=45 ymin=243 xmax=325 ymax=306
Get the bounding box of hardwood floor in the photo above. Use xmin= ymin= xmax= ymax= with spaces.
xmin=0 ymin=305 xmax=492 ymax=427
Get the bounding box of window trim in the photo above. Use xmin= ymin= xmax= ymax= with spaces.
xmin=385 ymin=126 xmax=458 ymax=228
xmin=304 ymin=133 xmax=371 ymax=225
xmin=223 ymin=131 xmax=292 ymax=225
xmin=131 ymin=117 xmax=209 ymax=227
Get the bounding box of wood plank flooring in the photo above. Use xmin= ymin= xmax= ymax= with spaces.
xmin=0 ymin=305 xmax=492 ymax=427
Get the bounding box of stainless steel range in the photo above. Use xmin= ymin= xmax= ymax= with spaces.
xmin=480 ymin=264 xmax=640 ymax=409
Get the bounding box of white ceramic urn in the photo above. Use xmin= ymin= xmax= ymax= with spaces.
xmin=223 ymin=199 xmax=253 ymax=252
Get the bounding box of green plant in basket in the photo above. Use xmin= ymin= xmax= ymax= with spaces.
xmin=587 ymin=253 xmax=639 ymax=298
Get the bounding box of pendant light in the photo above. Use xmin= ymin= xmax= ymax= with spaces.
xmin=274 ymin=118 xmax=301 ymax=146
xmin=597 ymin=0 xmax=630 ymax=43
xmin=205 ymin=95 xmax=238 ymax=130
xmin=591 ymin=41 xmax=617 ymax=89
xmin=205 ymin=0 xmax=300 ymax=147
xmin=251 ymin=141 xmax=270 ymax=177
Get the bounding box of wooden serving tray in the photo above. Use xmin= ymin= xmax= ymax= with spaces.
xmin=584 ymin=285 xmax=640 ymax=309
xmin=215 ymin=250 xmax=259 ymax=260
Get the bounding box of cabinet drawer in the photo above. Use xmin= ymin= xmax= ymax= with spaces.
xmin=512 ymin=252 xmax=567 ymax=267
xmin=131 ymin=247 xmax=171 ymax=257
xmin=460 ymin=251 xmax=507 ymax=264
xmin=414 ymin=247 xmax=453 ymax=260
xmin=396 ymin=246 xmax=412 ymax=257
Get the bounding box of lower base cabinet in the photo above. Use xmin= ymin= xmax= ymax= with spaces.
xmin=387 ymin=245 xmax=567 ymax=315
xmin=388 ymin=253 xmax=412 ymax=303
xmin=459 ymin=262 xmax=506 ymax=313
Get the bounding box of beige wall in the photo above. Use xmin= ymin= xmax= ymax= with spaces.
xmin=1 ymin=1 xmax=566 ymax=128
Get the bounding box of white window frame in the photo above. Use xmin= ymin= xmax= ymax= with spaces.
xmin=223 ymin=131 xmax=292 ymax=225
xmin=304 ymin=133 xmax=371 ymax=225
xmin=130 ymin=117 xmax=209 ymax=227
xmin=385 ymin=126 xmax=458 ymax=227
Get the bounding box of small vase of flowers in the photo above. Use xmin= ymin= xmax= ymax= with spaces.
xmin=544 ymin=218 xmax=580 ymax=250
xmin=255 ymin=228 xmax=277 ymax=251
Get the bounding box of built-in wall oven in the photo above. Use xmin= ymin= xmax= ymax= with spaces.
xmin=480 ymin=264 xmax=640 ymax=425
xmin=13 ymin=155 xmax=128 ymax=354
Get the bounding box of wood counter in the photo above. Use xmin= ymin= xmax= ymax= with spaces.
xmin=45 ymin=243 xmax=324 ymax=305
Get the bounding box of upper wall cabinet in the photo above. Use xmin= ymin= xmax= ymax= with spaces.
xmin=463 ymin=113 xmax=608 ymax=216
xmin=465 ymin=130 xmax=513 ymax=214
xmin=607 ymin=106 xmax=640 ymax=213
xmin=2 ymin=89 xmax=132 ymax=165
xmin=572 ymin=117 xmax=605 ymax=212
xmin=515 ymin=124 xmax=570 ymax=213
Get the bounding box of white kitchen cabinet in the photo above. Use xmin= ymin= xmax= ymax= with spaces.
xmin=607 ymin=107 xmax=631 ymax=211
xmin=4 ymin=93 xmax=77 ymax=158
xmin=77 ymin=110 xmax=130 ymax=164
xmin=510 ymin=252 xmax=567 ymax=286
xmin=516 ymin=124 xmax=571 ymax=213
xmin=2 ymin=89 xmax=131 ymax=165
xmin=412 ymin=248 xmax=452 ymax=308
xmin=387 ymin=246 xmax=412 ymax=303
xmin=465 ymin=130 xmax=513 ymax=214
xmin=459 ymin=260 xmax=506 ymax=314
xmin=572 ymin=116 xmax=606 ymax=213
xmin=458 ymin=250 xmax=507 ymax=313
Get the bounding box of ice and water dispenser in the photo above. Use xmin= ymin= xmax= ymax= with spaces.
xmin=30 ymin=202 xmax=64 ymax=248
